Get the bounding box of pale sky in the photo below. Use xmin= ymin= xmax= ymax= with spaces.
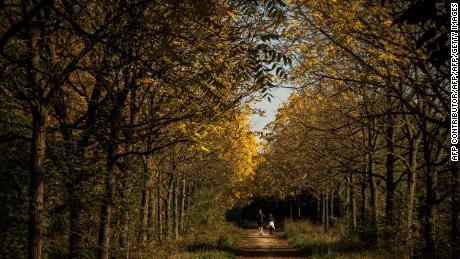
xmin=250 ymin=87 xmax=292 ymax=136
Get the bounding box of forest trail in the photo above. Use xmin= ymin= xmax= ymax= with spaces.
xmin=235 ymin=228 xmax=308 ymax=259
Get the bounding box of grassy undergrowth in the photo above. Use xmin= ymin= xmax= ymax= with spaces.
xmin=153 ymin=224 xmax=240 ymax=259
xmin=282 ymin=221 xmax=394 ymax=259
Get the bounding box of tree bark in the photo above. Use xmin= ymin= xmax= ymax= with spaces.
xmin=66 ymin=165 xmax=83 ymax=259
xmin=360 ymin=178 xmax=367 ymax=226
xmin=330 ymin=189 xmax=334 ymax=218
xmin=298 ymin=198 xmax=301 ymax=220
xmin=325 ymin=191 xmax=329 ymax=230
xmin=180 ymin=177 xmax=186 ymax=233
xmin=406 ymin=135 xmax=418 ymax=251
xmin=385 ymin=102 xmax=396 ymax=226
xmin=68 ymin=193 xmax=82 ymax=259
xmin=157 ymin=173 xmax=163 ymax=243
xmin=97 ymin=88 xmax=129 ymax=259
xmin=61 ymin=130 xmax=85 ymax=259
xmin=173 ymin=176 xmax=179 ymax=239
xmin=360 ymin=155 xmax=368 ymax=227
xmin=26 ymin=6 xmax=48 ymax=257
xmin=345 ymin=182 xmax=350 ymax=215
xmin=423 ymin=126 xmax=436 ymax=257
xmin=139 ymin=158 xmax=151 ymax=247
xmin=116 ymin=161 xmax=130 ymax=258
xmin=97 ymin=157 xmax=116 ymax=259
xmin=316 ymin=196 xmax=321 ymax=224
xmin=28 ymin=107 xmax=48 ymax=259
xmin=119 ymin=190 xmax=130 ymax=259
xmin=367 ymin=121 xmax=378 ymax=243
xmin=350 ymin=172 xmax=357 ymax=229
xmin=147 ymin=189 xmax=155 ymax=242
xmin=321 ymin=194 xmax=325 ymax=225
xmin=139 ymin=188 xmax=149 ymax=247
xmin=165 ymin=174 xmax=175 ymax=239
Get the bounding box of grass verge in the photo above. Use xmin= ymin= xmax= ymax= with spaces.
xmin=153 ymin=224 xmax=240 ymax=259
xmin=282 ymin=220 xmax=392 ymax=259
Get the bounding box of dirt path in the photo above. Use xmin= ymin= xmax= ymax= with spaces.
xmin=235 ymin=228 xmax=308 ymax=259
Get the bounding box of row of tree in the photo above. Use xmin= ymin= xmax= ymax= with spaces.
xmin=0 ymin=0 xmax=285 ymax=258
xmin=257 ymin=0 xmax=454 ymax=257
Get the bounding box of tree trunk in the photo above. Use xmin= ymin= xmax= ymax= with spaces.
xmin=360 ymin=179 xmax=367 ymax=226
xmin=139 ymin=188 xmax=149 ymax=246
xmin=157 ymin=174 xmax=163 ymax=243
xmin=147 ymin=190 xmax=155 ymax=242
xmin=139 ymin=158 xmax=150 ymax=247
xmin=424 ymin=172 xmax=436 ymax=257
xmin=27 ymin=8 xmax=49 ymax=257
xmin=97 ymin=81 xmax=131 ymax=259
xmin=59 ymin=121 xmax=84 ymax=259
xmin=321 ymin=194 xmax=325 ymax=225
xmin=68 ymin=195 xmax=82 ymax=259
xmin=66 ymin=164 xmax=83 ymax=259
xmin=401 ymin=105 xmax=418 ymax=251
xmin=365 ymin=115 xmax=378 ymax=243
xmin=97 ymin=158 xmax=116 ymax=259
xmin=28 ymin=107 xmax=48 ymax=259
xmin=345 ymin=182 xmax=350 ymax=215
xmin=406 ymin=136 xmax=418 ymax=251
xmin=316 ymin=196 xmax=321 ymax=224
xmin=330 ymin=189 xmax=334 ymax=218
xmin=97 ymin=124 xmax=121 ymax=259
xmin=298 ymin=198 xmax=301 ymax=220
xmin=119 ymin=191 xmax=130 ymax=259
xmin=66 ymin=169 xmax=83 ymax=259
xmin=360 ymin=156 xmax=368 ymax=226
xmin=423 ymin=121 xmax=436 ymax=257
xmin=385 ymin=105 xmax=396 ymax=226
xmin=173 ymin=177 xmax=179 ymax=239
xmin=118 ymin=162 xmax=130 ymax=258
xmin=325 ymin=191 xmax=329 ymax=230
xmin=350 ymin=172 xmax=357 ymax=229
xmin=367 ymin=120 xmax=378 ymax=234
xmin=180 ymin=177 xmax=186 ymax=233
xmin=165 ymin=174 xmax=175 ymax=239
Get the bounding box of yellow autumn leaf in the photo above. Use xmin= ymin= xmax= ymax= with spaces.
xmin=228 ymin=10 xmax=238 ymax=22
xmin=200 ymin=145 xmax=210 ymax=152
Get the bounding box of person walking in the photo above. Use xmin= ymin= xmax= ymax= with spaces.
xmin=268 ymin=213 xmax=275 ymax=236
xmin=256 ymin=209 xmax=265 ymax=236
